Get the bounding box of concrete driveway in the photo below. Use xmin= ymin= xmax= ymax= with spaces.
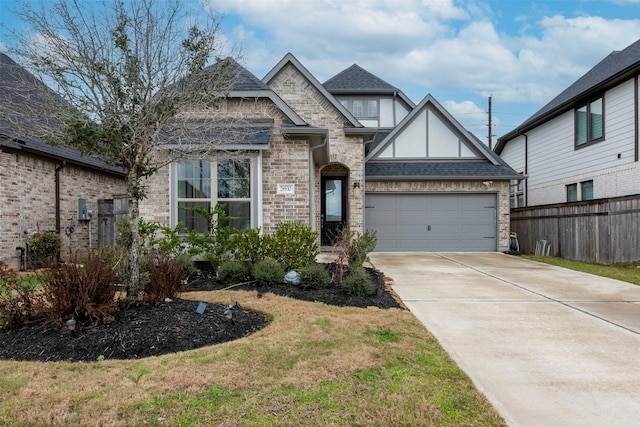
xmin=369 ymin=252 xmax=640 ymax=427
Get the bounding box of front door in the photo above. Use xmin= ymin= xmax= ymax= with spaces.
xmin=321 ymin=176 xmax=347 ymax=245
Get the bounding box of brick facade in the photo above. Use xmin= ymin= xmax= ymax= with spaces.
xmin=0 ymin=149 xmax=126 ymax=270
xmin=268 ymin=64 xmax=366 ymax=235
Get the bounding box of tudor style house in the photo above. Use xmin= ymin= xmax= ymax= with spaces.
xmin=142 ymin=53 xmax=521 ymax=252
xmin=495 ymin=39 xmax=640 ymax=263
xmin=0 ymin=53 xmax=127 ymax=270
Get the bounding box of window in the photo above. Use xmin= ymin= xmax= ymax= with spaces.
xmin=581 ymin=180 xmax=594 ymax=201
xmin=339 ymin=98 xmax=378 ymax=119
xmin=175 ymin=159 xmax=252 ymax=232
xmin=576 ymin=97 xmax=604 ymax=147
xmin=509 ymin=178 xmax=525 ymax=208
xmin=566 ymin=183 xmax=578 ymax=202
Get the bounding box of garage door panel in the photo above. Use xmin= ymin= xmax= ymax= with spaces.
xmin=365 ymin=193 xmax=496 ymax=252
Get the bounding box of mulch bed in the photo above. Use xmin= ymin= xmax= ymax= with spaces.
xmin=0 ymin=266 xmax=404 ymax=363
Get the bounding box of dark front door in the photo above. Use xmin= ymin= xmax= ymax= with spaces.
xmin=321 ymin=176 xmax=347 ymax=245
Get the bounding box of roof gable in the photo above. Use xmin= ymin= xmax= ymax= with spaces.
xmin=263 ymin=53 xmax=362 ymax=128
xmin=323 ymin=64 xmax=416 ymax=109
xmin=324 ymin=64 xmax=396 ymax=92
xmin=366 ymin=94 xmax=499 ymax=165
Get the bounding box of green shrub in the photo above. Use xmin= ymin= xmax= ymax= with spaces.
xmin=182 ymin=203 xmax=237 ymax=266
xmin=230 ymin=227 xmax=265 ymax=263
xmin=29 ymin=231 xmax=61 ymax=268
xmin=342 ymin=266 xmax=375 ymax=297
xmin=252 ymin=257 xmax=284 ymax=286
xmin=217 ymin=260 xmax=249 ymax=284
xmin=348 ymin=229 xmax=378 ymax=267
xmin=264 ymin=222 xmax=318 ymax=271
xmin=299 ymin=264 xmax=331 ymax=290
xmin=141 ymin=254 xmax=187 ymax=305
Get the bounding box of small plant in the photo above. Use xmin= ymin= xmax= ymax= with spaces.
xmin=299 ymin=264 xmax=332 ymax=290
xmin=0 ymin=262 xmax=44 ymax=328
xmin=342 ymin=266 xmax=375 ymax=297
xmin=330 ymin=228 xmax=377 ymax=284
xmin=252 ymin=257 xmax=284 ymax=286
xmin=29 ymin=230 xmax=62 ymax=268
xmin=125 ymin=363 xmax=150 ymax=386
xmin=264 ymin=221 xmax=319 ymax=271
xmin=217 ymin=260 xmax=249 ymax=284
xmin=182 ymin=203 xmax=238 ymax=267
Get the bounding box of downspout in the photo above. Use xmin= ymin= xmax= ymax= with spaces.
xmin=55 ymin=161 xmax=66 ymax=233
xmin=524 ymin=133 xmax=528 ymax=204
xmin=309 ymin=137 xmax=328 ymax=228
xmin=55 ymin=161 xmax=66 ymax=263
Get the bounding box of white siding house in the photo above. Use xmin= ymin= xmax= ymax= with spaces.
xmin=496 ymin=39 xmax=640 ymax=207
xmin=495 ymin=38 xmax=640 ymax=263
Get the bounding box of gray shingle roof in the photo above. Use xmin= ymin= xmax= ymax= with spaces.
xmin=496 ymin=38 xmax=640 ymax=151
xmin=0 ymin=53 xmax=123 ymax=174
xmin=216 ymin=58 xmax=270 ymax=91
xmin=324 ymin=64 xmax=398 ymax=92
xmin=365 ymin=161 xmax=523 ymax=180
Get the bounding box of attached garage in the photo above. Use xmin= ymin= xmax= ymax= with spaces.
xmin=365 ymin=193 xmax=497 ymax=251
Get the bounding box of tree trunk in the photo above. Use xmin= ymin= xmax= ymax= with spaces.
xmin=125 ymin=180 xmax=142 ymax=300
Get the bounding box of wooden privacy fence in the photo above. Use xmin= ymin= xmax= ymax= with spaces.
xmin=510 ymin=195 xmax=640 ymax=264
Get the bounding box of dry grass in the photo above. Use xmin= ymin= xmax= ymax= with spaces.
xmin=0 ymin=290 xmax=505 ymax=426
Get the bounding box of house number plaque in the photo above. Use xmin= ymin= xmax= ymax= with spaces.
xmin=277 ymin=183 xmax=295 ymax=195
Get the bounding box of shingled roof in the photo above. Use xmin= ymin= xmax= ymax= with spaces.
xmin=365 ymin=161 xmax=524 ymax=181
xmin=324 ymin=64 xmax=398 ymax=92
xmin=0 ymin=53 xmax=124 ymax=174
xmin=496 ymin=38 xmax=640 ymax=153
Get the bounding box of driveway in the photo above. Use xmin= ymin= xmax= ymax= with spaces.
xmin=369 ymin=252 xmax=640 ymax=427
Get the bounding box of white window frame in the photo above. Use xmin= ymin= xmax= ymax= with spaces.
xmin=171 ymin=157 xmax=255 ymax=233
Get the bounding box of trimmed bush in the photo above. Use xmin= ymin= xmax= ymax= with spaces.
xmin=342 ymin=266 xmax=375 ymax=297
xmin=217 ymin=260 xmax=249 ymax=284
xmin=231 ymin=227 xmax=265 ymax=263
xmin=253 ymin=257 xmax=284 ymax=286
xmin=299 ymin=264 xmax=331 ymax=290
xmin=264 ymin=222 xmax=318 ymax=271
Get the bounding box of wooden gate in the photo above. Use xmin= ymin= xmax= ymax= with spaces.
xmin=98 ymin=195 xmax=129 ymax=248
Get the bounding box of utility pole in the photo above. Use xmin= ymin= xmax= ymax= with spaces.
xmin=487 ymin=95 xmax=492 ymax=150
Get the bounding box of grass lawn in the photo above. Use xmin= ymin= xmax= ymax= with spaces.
xmin=524 ymin=256 xmax=640 ymax=286
xmin=0 ymin=289 xmax=505 ymax=426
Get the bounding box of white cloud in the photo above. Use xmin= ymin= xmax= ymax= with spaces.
xmin=201 ymin=0 xmax=640 ymax=137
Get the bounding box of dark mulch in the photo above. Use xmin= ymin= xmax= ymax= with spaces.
xmin=0 ymin=265 xmax=404 ymax=363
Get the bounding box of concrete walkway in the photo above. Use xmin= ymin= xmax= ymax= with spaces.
xmin=369 ymin=252 xmax=640 ymax=427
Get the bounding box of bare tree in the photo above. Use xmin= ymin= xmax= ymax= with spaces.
xmin=3 ymin=0 xmax=243 ymax=297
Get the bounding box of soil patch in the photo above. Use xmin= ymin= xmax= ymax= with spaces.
xmin=1 ymin=266 xmax=404 ymax=362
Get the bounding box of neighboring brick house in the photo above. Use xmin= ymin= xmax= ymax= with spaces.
xmin=0 ymin=53 xmax=127 ymax=270
xmin=143 ymin=53 xmax=520 ymax=252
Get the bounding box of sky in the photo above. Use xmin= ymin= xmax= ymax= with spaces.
xmin=2 ymin=0 xmax=640 ymax=146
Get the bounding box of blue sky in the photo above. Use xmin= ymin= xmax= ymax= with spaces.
xmin=2 ymin=0 xmax=640 ymax=146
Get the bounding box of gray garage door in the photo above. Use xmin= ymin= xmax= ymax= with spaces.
xmin=365 ymin=193 xmax=497 ymax=251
